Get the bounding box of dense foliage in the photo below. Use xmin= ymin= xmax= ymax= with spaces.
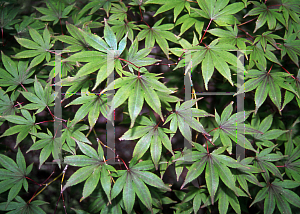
xmin=0 ymin=0 xmax=300 ymax=213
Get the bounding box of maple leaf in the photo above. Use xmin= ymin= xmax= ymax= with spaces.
xmin=0 ymin=148 xmax=33 ymax=208
xmin=137 ymin=18 xmax=179 ymax=59
xmin=34 ymin=0 xmax=75 ymax=25
xmin=14 ymin=26 xmax=53 ymax=68
xmin=0 ymin=52 xmax=34 ymax=92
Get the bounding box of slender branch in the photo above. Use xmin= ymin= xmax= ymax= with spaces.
xmin=238 ymin=17 xmax=258 ymax=26
xmin=237 ymin=26 xmax=254 ymax=40
xmin=139 ymin=6 xmax=150 ymax=28
xmin=280 ymin=65 xmax=296 ymax=80
xmin=267 ymin=64 xmax=273 ymax=74
xmin=198 ymin=19 xmax=212 ymax=45
xmin=118 ymin=57 xmax=140 ymax=69
xmin=20 ymin=83 xmax=28 ymax=92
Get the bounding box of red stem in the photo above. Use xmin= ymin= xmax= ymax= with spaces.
xmin=208 ymin=127 xmax=219 ymax=133
xmin=237 ymin=26 xmax=254 ymax=40
xmin=26 ymin=177 xmax=41 ymax=186
xmin=118 ymin=57 xmax=140 ymax=69
xmin=35 ymin=120 xmax=54 ymax=125
xmin=20 ymin=83 xmax=28 ymax=92
xmin=198 ymin=19 xmax=212 ymax=45
xmin=280 ymin=65 xmax=296 ymax=80
xmin=139 ymin=6 xmax=150 ymax=28
xmin=238 ymin=17 xmax=258 ymax=26
xmin=267 ymin=64 xmax=273 ymax=74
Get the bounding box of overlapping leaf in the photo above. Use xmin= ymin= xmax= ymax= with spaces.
xmin=61 ymin=122 xmax=91 ymax=155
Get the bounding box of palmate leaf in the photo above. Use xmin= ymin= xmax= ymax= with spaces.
xmin=250 ymin=179 xmax=300 ymax=214
xmin=146 ymin=0 xmax=192 ymax=22
xmin=0 ymin=52 xmax=34 ymax=92
xmin=125 ymin=39 xmax=160 ymax=73
xmin=177 ymin=144 xmax=249 ymax=205
xmin=34 ymin=0 xmax=75 ymax=25
xmin=164 ymin=98 xmax=213 ymax=144
xmin=64 ymin=20 xmax=127 ymax=91
xmin=110 ymin=160 xmax=171 ymax=214
xmin=27 ymin=129 xmax=63 ymax=169
xmin=244 ymin=1 xmax=285 ymax=33
xmin=0 ymin=196 xmax=48 ymax=214
xmin=0 ymin=148 xmax=33 ymax=208
xmin=119 ymin=114 xmax=175 ymax=169
xmin=175 ymin=39 xmax=244 ymax=90
xmin=137 ymin=18 xmax=179 ymax=59
xmin=103 ymin=70 xmax=177 ymax=128
xmin=65 ymin=93 xmax=107 ymax=130
xmin=0 ymin=108 xmax=40 ymax=148
xmin=14 ymin=26 xmax=53 ymax=68
xmin=192 ymin=0 xmax=244 ymax=26
xmin=235 ymin=65 xmax=299 ymax=113
xmin=20 ymin=77 xmax=57 ymax=114
xmin=63 ymin=139 xmax=116 ymax=202
xmin=212 ymin=102 xmax=260 ymax=154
